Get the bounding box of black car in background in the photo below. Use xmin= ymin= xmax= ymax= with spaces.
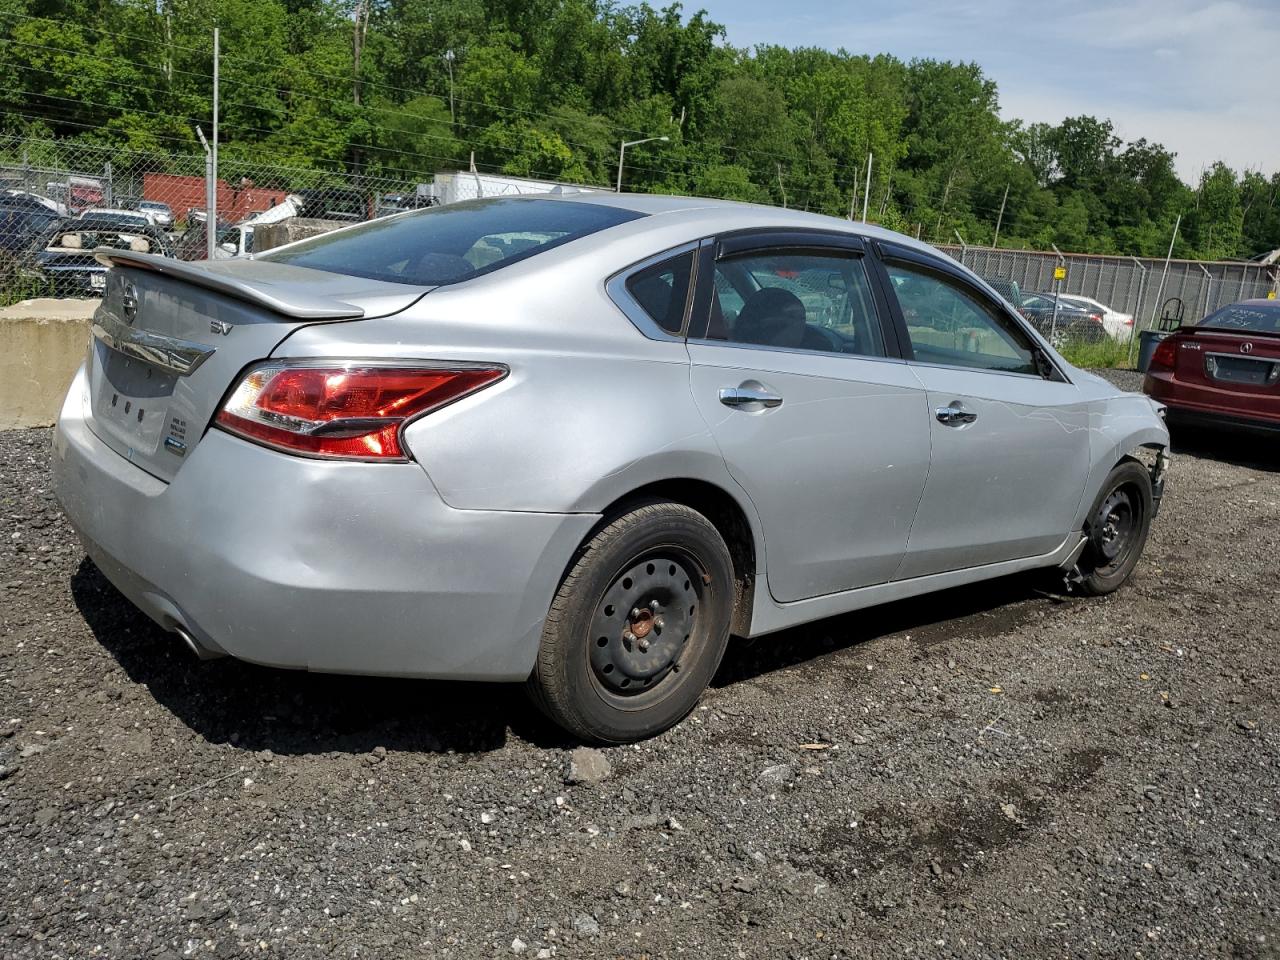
xmin=1019 ymin=292 xmax=1107 ymax=344
xmin=20 ymin=216 xmax=174 ymax=296
xmin=0 ymin=202 xmax=58 ymax=254
xmin=295 ymin=188 xmax=370 ymax=222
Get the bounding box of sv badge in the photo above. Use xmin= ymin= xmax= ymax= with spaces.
xmin=209 ymin=320 xmax=232 ymax=336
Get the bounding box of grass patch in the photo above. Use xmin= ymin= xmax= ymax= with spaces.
xmin=1059 ymin=337 xmax=1134 ymax=369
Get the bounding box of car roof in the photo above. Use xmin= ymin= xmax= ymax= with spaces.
xmin=522 ymin=190 xmax=941 ymax=257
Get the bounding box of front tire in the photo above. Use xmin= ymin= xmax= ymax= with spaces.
xmin=527 ymin=500 xmax=735 ymax=744
xmin=1076 ymin=460 xmax=1153 ymax=596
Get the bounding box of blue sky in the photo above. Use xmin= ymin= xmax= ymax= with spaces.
xmin=695 ymin=0 xmax=1279 ymax=184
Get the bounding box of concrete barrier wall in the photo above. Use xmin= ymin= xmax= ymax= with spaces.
xmin=0 ymin=299 xmax=96 ymax=429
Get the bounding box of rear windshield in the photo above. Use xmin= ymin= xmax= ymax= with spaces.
xmin=1197 ymin=302 xmax=1280 ymax=333
xmin=262 ymin=197 xmax=644 ymax=286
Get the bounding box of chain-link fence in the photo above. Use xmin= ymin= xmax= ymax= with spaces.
xmin=0 ymin=134 xmax=444 ymax=300
xmin=939 ymin=243 xmax=1279 ymax=338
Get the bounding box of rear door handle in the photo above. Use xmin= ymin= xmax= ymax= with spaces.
xmin=935 ymin=403 xmax=978 ymax=426
xmin=719 ymin=386 xmax=783 ymax=409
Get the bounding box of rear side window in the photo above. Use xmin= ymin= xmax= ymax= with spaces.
xmin=263 ymin=197 xmax=644 ymax=286
xmin=624 ymin=252 xmax=694 ymax=334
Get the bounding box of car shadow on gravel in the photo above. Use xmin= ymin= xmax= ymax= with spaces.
xmin=70 ymin=559 xmax=576 ymax=755
xmin=1170 ymin=426 xmax=1280 ymax=473
xmin=714 ymin=571 xmax=1055 ymax=686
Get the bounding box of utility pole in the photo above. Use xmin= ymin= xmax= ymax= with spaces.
xmin=210 ymin=26 xmax=219 ymax=258
xmin=776 ymin=163 xmax=787 ymax=208
xmin=992 ymin=184 xmax=1009 ymax=248
xmin=861 ymin=151 xmax=872 ymax=222
xmin=849 ymin=164 xmax=859 ymax=221
xmin=195 ymin=126 xmax=214 ymax=260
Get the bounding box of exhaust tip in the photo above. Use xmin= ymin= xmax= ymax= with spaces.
xmin=172 ymin=624 xmax=226 ymax=661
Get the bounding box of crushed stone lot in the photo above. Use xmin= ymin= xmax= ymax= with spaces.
xmin=2 ymin=370 xmax=1278 ymax=959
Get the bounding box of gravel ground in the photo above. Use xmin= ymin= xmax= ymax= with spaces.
xmin=2 ymin=371 xmax=1278 ymax=959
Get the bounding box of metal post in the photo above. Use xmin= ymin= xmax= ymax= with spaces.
xmin=209 ymin=26 xmax=219 ymax=259
xmin=103 ymin=161 xmax=113 ymax=207
xmin=953 ymin=230 xmax=967 ymax=268
xmin=861 ymin=152 xmax=872 ymax=222
xmin=1128 ymin=256 xmax=1147 ymax=352
xmin=1130 ymin=214 xmax=1180 ymax=366
xmin=1048 ymin=245 xmax=1065 ymax=346
xmin=992 ymin=183 xmax=1009 ymax=247
xmin=1199 ymin=264 xmax=1213 ymax=320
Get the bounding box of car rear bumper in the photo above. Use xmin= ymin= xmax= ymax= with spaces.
xmin=52 ymin=365 xmax=597 ymax=680
xmin=1144 ymin=373 xmax=1280 ymax=435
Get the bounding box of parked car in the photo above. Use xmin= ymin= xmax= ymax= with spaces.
xmin=1056 ymin=293 xmax=1134 ymax=341
xmin=4 ymin=189 xmax=68 ymax=216
xmin=295 ymin=187 xmax=369 ymax=222
xmin=0 ymin=201 xmax=58 ymax=254
xmin=23 ymin=216 xmax=174 ymax=296
xmin=375 ymin=192 xmax=438 ymax=218
xmin=51 ymin=195 xmax=1169 ymax=743
xmin=1020 ymin=293 xmax=1108 ymax=345
xmin=136 ymin=200 xmax=175 ymax=229
xmin=78 ymin=208 xmax=155 ymax=230
xmin=981 ymin=275 xmax=1023 ymax=311
xmin=1143 ymin=298 xmax=1280 ymax=435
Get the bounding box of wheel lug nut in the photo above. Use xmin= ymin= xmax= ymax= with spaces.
xmin=630 ymin=607 xmax=643 ymax=620
xmin=654 ymin=617 xmax=664 ymax=632
xmin=649 ymin=600 xmax=661 ymax=612
xmin=623 ymin=630 xmax=635 ymax=643
xmin=637 ymin=638 xmax=650 ymax=653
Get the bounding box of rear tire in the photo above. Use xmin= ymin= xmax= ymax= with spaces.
xmin=527 ymin=500 xmax=735 ymax=744
xmin=1076 ymin=460 xmax=1153 ymax=596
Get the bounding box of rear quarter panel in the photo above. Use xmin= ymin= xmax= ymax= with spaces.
xmin=272 ymin=247 xmax=759 ymax=523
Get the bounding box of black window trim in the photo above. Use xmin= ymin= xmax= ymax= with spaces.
xmin=872 ymin=240 xmax=1070 ymax=382
xmin=686 ymin=228 xmax=906 ymax=362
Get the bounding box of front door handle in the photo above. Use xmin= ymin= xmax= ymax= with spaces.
xmin=935 ymin=403 xmax=978 ymax=426
xmin=720 ymin=386 xmax=783 ymax=409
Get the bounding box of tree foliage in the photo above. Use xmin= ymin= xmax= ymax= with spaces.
xmin=1 ymin=0 xmax=1276 ymax=258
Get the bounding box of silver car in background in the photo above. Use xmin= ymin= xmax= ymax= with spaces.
xmin=52 ymin=194 xmax=1170 ymax=743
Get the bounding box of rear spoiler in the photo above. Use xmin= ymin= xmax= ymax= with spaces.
xmin=92 ymin=248 xmax=365 ymax=320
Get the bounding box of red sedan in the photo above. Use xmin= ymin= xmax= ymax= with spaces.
xmin=1144 ymin=299 xmax=1280 ymax=434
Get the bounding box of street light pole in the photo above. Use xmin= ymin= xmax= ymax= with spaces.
xmin=444 ymin=50 xmax=455 ymax=126
xmin=616 ymin=136 xmax=669 ymax=193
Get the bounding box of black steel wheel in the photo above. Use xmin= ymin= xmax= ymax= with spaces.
xmin=1076 ymin=460 xmax=1153 ymax=596
xmin=527 ymin=500 xmax=735 ymax=744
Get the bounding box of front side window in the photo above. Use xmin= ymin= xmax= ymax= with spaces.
xmin=886 ymin=262 xmax=1038 ymax=375
xmin=697 ymin=250 xmax=886 ymax=357
xmin=263 ymin=197 xmax=644 ymax=286
xmin=624 ymin=251 xmax=695 ymax=334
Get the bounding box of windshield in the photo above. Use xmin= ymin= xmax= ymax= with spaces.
xmin=1197 ymin=302 xmax=1280 ymax=333
xmin=262 ymin=197 xmax=643 ymax=286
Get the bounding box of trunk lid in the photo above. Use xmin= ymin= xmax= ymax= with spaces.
xmin=85 ymin=252 xmax=429 ymax=482
xmin=1172 ymin=326 xmax=1280 ymax=413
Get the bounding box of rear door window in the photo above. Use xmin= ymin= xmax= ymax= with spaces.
xmin=263 ymin=197 xmax=644 ymax=286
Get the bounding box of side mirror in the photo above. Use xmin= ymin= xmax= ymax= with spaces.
xmin=219 ymin=241 xmax=237 ymax=255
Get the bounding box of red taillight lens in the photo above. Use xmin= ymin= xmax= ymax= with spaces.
xmin=1149 ymin=338 xmax=1177 ymax=372
xmin=215 ymin=362 xmax=506 ymax=460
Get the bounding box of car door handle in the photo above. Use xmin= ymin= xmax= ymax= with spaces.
xmin=719 ymin=386 xmax=783 ymax=409
xmin=935 ymin=403 xmax=978 ymax=426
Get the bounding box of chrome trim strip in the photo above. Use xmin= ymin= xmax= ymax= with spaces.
xmin=92 ymin=311 xmax=215 ymax=377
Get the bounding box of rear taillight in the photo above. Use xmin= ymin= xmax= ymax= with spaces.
xmin=1148 ymin=338 xmax=1178 ymax=373
xmin=215 ymin=361 xmax=506 ymax=460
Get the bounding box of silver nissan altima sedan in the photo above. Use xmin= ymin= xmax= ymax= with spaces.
xmin=52 ymin=193 xmax=1170 ymax=743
